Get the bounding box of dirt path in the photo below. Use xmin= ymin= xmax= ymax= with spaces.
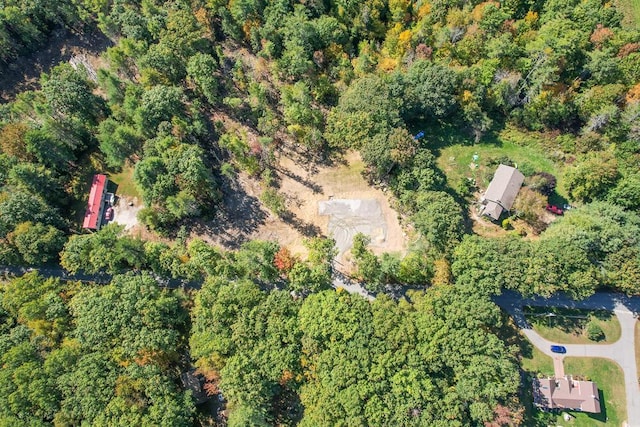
xmin=0 ymin=27 xmax=112 ymax=103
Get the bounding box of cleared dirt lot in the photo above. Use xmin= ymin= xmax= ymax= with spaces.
xmin=197 ymin=151 xmax=408 ymax=264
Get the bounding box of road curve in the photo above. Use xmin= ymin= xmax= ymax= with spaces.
xmin=494 ymin=291 xmax=640 ymax=426
xmin=5 ymin=266 xmax=637 ymax=423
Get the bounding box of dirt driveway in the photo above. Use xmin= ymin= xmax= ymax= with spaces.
xmin=112 ymin=196 xmax=142 ymax=231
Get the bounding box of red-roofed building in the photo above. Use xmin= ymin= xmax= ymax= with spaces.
xmin=83 ymin=174 xmax=108 ymax=230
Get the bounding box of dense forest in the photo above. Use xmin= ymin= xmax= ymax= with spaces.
xmin=1 ymin=0 xmax=639 ymax=424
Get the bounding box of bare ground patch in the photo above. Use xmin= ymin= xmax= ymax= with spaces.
xmin=194 ymin=151 xmax=408 ymax=261
xmin=0 ymin=27 xmax=113 ymax=103
xmin=112 ymin=196 xmax=142 ymax=231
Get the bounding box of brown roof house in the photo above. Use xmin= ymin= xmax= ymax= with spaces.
xmin=533 ymin=376 xmax=601 ymax=413
xmin=479 ymin=164 xmax=524 ymax=220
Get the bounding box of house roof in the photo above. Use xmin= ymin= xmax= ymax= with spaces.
xmin=480 ymin=164 xmax=524 ymax=220
xmin=83 ymin=174 xmax=108 ymax=230
xmin=534 ymin=377 xmax=601 ymax=413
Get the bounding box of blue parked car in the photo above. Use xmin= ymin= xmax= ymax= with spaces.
xmin=550 ymin=345 xmax=567 ymax=354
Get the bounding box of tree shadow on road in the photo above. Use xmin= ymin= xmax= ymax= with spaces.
xmin=496 ymin=311 xmax=535 ymax=359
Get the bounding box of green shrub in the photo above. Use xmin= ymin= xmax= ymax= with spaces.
xmin=586 ymin=320 xmax=605 ymax=341
xmin=261 ymin=189 xmax=286 ymax=216
xmin=517 ymin=161 xmax=535 ymax=177
xmin=220 ymin=162 xmax=236 ymax=180
xmin=456 ymin=177 xmax=475 ymax=197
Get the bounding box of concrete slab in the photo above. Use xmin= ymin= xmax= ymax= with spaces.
xmin=318 ymin=199 xmax=387 ymax=260
xmin=112 ymin=196 xmax=142 ymax=230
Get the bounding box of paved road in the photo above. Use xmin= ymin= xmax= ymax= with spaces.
xmin=495 ymin=291 xmax=640 ymax=426
xmin=331 ymin=267 xmax=375 ymax=301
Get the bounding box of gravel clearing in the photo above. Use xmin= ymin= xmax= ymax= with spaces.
xmin=112 ymin=196 xmax=142 ymax=230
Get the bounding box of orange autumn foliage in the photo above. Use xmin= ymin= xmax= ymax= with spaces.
xmin=274 ymin=247 xmax=297 ymax=273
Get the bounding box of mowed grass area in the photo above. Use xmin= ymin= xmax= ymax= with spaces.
xmin=616 ymin=0 xmax=640 ymax=28
xmin=562 ymin=357 xmax=626 ymax=426
xmin=521 ymin=344 xmax=555 ymax=375
xmin=108 ymin=164 xmax=140 ymax=199
xmin=434 ymin=124 xmax=568 ymax=203
xmin=525 ymin=307 xmax=621 ymax=344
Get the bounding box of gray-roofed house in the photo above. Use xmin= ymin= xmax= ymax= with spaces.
xmin=479 ymin=164 xmax=525 ymax=220
xmin=533 ymin=376 xmax=601 ymax=414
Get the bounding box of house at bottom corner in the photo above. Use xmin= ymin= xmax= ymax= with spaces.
xmin=83 ymin=174 xmax=108 ymax=231
xmin=533 ymin=376 xmax=601 ymax=414
xmin=478 ymin=164 xmax=524 ymax=221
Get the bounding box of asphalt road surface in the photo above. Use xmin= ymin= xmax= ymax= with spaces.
xmin=5 ymin=266 xmax=637 ymax=424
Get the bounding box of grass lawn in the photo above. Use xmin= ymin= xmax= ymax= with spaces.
xmin=525 ymin=307 xmax=621 ymax=344
xmin=616 ymin=0 xmax=640 ymax=28
xmin=561 ymin=357 xmax=627 ymax=426
xmin=434 ymin=124 xmax=568 ymax=204
xmin=108 ymin=164 xmax=140 ymax=199
xmin=521 ymin=344 xmax=555 ymax=376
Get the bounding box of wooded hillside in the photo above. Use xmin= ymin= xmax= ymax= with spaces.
xmin=1 ymin=0 xmax=639 ymax=424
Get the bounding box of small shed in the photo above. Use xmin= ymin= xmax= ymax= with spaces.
xmin=83 ymin=174 xmax=108 ymax=230
xmin=479 ymin=164 xmax=524 ymax=220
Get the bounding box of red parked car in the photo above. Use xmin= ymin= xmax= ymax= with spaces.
xmin=546 ymin=204 xmax=563 ymax=215
xmin=104 ymin=206 xmax=114 ymax=221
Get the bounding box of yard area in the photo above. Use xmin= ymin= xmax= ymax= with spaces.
xmin=195 ymin=151 xmax=407 ymax=263
xmin=495 ymin=313 xmax=626 ymax=426
xmin=521 ymin=343 xmax=627 ymax=426
xmin=434 ymin=125 xmax=568 ymax=204
xmin=562 ymin=358 xmax=626 ymax=426
xmin=524 ymin=306 xmax=621 ymax=344
xmin=109 ymin=164 xmax=140 ymax=199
